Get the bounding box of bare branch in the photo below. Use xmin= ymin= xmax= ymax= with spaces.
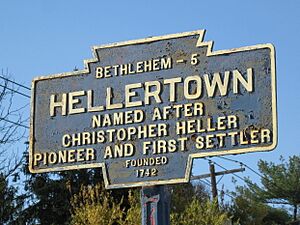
xmin=0 ymin=70 xmax=29 ymax=179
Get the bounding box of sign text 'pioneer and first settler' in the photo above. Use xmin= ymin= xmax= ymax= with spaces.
xmin=29 ymin=30 xmax=277 ymax=189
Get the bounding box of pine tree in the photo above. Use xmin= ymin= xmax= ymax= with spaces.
xmin=245 ymin=156 xmax=300 ymax=222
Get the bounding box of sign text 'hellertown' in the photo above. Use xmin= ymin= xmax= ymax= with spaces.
xmin=29 ymin=30 xmax=277 ymax=189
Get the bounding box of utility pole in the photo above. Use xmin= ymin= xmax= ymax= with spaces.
xmin=209 ymin=162 xmax=218 ymax=200
xmin=191 ymin=162 xmax=245 ymax=205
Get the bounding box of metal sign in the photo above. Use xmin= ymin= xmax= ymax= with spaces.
xmin=29 ymin=30 xmax=277 ymax=189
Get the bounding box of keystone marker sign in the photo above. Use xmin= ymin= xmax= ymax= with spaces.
xmin=29 ymin=30 xmax=277 ymax=189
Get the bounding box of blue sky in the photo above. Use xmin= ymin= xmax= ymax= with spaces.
xmin=0 ymin=0 xmax=299 ymax=199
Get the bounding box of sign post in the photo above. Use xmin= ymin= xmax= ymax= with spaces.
xmin=29 ymin=29 xmax=277 ymax=224
xmin=141 ymin=186 xmax=170 ymax=225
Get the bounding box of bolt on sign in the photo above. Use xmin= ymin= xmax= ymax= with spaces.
xmin=29 ymin=30 xmax=277 ymax=189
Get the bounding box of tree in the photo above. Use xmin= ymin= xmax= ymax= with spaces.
xmin=70 ymin=184 xmax=124 ymax=225
xmin=171 ymin=182 xmax=209 ymax=215
xmin=122 ymin=190 xmax=141 ymax=225
xmin=0 ymin=70 xmax=28 ymax=179
xmin=0 ymin=71 xmax=29 ymax=224
xmin=0 ymin=174 xmax=23 ymax=224
xmin=263 ymin=207 xmax=291 ymax=225
xmin=22 ymin=172 xmax=73 ymax=224
xmin=230 ymin=185 xmax=291 ymax=225
xmin=21 ymin=168 xmax=102 ymax=224
xmin=69 ymin=182 xmax=213 ymax=225
xmin=171 ymin=198 xmax=231 ymax=225
xmin=170 ymin=182 xmax=232 ymax=225
xmin=244 ymin=156 xmax=300 ymax=222
xmin=21 ymin=163 xmax=132 ymax=224
xmin=70 ymin=184 xmax=141 ymax=225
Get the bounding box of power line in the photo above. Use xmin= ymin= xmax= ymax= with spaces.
xmin=198 ymin=179 xmax=234 ymax=199
xmin=0 ymin=75 xmax=31 ymax=91
xmin=216 ymin=156 xmax=290 ymax=202
xmin=217 ymin=156 xmax=243 ymax=166
xmin=207 ymin=158 xmax=248 ymax=183
xmin=0 ymin=84 xmax=30 ymax=98
xmin=0 ymin=117 xmax=29 ymax=129
xmin=191 ymin=167 xmax=245 ymax=180
xmin=217 ymin=156 xmax=265 ymax=179
xmin=203 ymin=158 xmax=272 ymax=200
xmin=193 ymin=161 xmax=245 ymax=204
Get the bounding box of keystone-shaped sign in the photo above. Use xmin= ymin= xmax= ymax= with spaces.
xmin=29 ymin=30 xmax=277 ymax=189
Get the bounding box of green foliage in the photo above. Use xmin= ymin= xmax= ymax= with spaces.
xmin=0 ymin=172 xmax=26 ymax=225
xmin=171 ymin=198 xmax=231 ymax=225
xmin=231 ymin=186 xmax=268 ymax=224
xmin=21 ymin=163 xmax=129 ymax=224
xmin=70 ymin=184 xmax=124 ymax=225
xmin=245 ymin=155 xmax=300 ymax=221
xmin=257 ymin=156 xmax=300 ymax=206
xmin=231 ymin=181 xmax=291 ymax=224
xmin=122 ymin=190 xmax=141 ymax=225
xmin=171 ymin=182 xmax=209 ymax=214
xmin=70 ymin=183 xmax=212 ymax=225
xmin=262 ymin=207 xmax=291 ymax=225
xmin=22 ymin=173 xmax=73 ymax=225
xmin=70 ymin=185 xmax=141 ymax=225
xmin=0 ymin=174 xmax=19 ymax=224
xmin=18 ymin=155 xmax=300 ymax=224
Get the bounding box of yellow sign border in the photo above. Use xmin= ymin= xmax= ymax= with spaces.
xmin=29 ymin=29 xmax=277 ymax=189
